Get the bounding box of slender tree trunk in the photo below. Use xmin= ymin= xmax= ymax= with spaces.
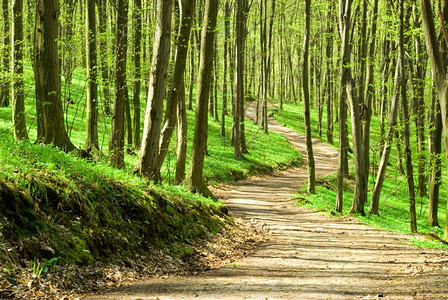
xmin=12 ymin=0 xmax=28 ymax=141
xmin=97 ymin=0 xmax=111 ymax=115
xmin=136 ymin=0 xmax=172 ymax=180
xmin=325 ymin=3 xmax=334 ymax=145
xmin=187 ymin=0 xmax=218 ymax=197
xmin=132 ymin=0 xmax=142 ymax=149
xmin=361 ymin=0 xmax=379 ymax=193
xmin=109 ymin=0 xmax=128 ymax=168
xmin=1 ymin=0 xmax=10 ymax=107
xmin=399 ymin=0 xmax=417 ymax=233
xmin=220 ymin=0 xmax=230 ymax=137
xmin=339 ymin=0 xmax=367 ymax=215
xmin=85 ymin=0 xmax=99 ymax=152
xmin=428 ymin=90 xmax=442 ymax=227
xmin=369 ymin=57 xmax=401 ymax=215
xmin=188 ymin=42 xmax=195 ymax=110
xmin=175 ymin=81 xmax=188 ymax=184
xmin=410 ymin=3 xmax=428 ymax=197
xmin=303 ymin=0 xmax=315 ymax=194
xmin=157 ymin=0 xmax=195 ymax=171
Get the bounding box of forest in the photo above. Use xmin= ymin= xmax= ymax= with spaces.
xmin=1 ymin=0 xmax=448 ymax=298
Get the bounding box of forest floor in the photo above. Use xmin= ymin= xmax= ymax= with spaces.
xmin=84 ymin=103 xmax=448 ymax=299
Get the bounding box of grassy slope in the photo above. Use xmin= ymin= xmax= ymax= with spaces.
xmin=0 ymin=68 xmax=301 ymax=267
xmin=273 ymin=102 xmax=448 ymax=249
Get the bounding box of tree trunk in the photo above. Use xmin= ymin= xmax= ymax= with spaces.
xmin=398 ymin=0 xmax=416 ymax=233
xmin=339 ymin=0 xmax=367 ymax=215
xmin=175 ymin=81 xmax=188 ymax=184
xmin=12 ymin=0 xmax=28 ymax=141
xmin=325 ymin=3 xmax=334 ymax=145
xmin=187 ymin=0 xmax=218 ymax=197
xmin=369 ymin=57 xmax=401 ymax=215
xmin=220 ymin=0 xmax=230 ymax=137
xmin=136 ymin=0 xmax=172 ymax=180
xmin=428 ymin=90 xmax=442 ymax=227
xmin=303 ymin=0 xmax=315 ymax=194
xmin=34 ymin=0 xmax=75 ymax=151
xmin=157 ymin=0 xmax=195 ymax=171
xmin=361 ymin=0 xmax=379 ymax=195
xmin=85 ymin=0 xmax=99 ymax=152
xmin=132 ymin=0 xmax=142 ymax=149
xmin=97 ymin=0 xmax=111 ymax=115
xmin=109 ymin=0 xmax=128 ymax=168
xmin=1 ymin=0 xmax=10 ymax=107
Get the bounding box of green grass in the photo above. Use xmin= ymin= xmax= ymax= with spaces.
xmin=0 ymin=66 xmax=302 ymax=268
xmin=274 ymin=100 xmax=448 ymax=249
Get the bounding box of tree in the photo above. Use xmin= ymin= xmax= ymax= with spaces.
xmin=302 ymin=0 xmax=315 ymax=194
xmin=132 ymin=0 xmax=143 ymax=149
xmin=220 ymin=0 xmax=230 ymax=137
xmin=109 ymin=0 xmax=128 ymax=168
xmin=158 ymin=0 xmax=196 ymax=172
xmin=398 ymin=0 xmax=417 ymax=233
xmin=339 ymin=0 xmax=367 ymax=215
xmin=85 ymin=0 xmax=99 ymax=152
xmin=12 ymin=0 xmax=28 ymax=141
xmin=97 ymin=0 xmax=111 ymax=115
xmin=420 ymin=0 xmax=448 ymax=239
xmin=135 ymin=0 xmax=173 ymax=180
xmin=1 ymin=0 xmax=10 ymax=107
xmin=187 ymin=0 xmax=219 ymax=197
xmin=34 ymin=0 xmax=75 ymax=151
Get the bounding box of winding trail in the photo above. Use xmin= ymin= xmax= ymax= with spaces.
xmin=89 ymin=104 xmax=448 ymax=299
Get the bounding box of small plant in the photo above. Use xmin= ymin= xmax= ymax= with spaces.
xmin=32 ymin=259 xmax=44 ymax=279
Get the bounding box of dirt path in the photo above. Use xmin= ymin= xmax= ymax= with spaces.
xmin=87 ymin=104 xmax=448 ymax=299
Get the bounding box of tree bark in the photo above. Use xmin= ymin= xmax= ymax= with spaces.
xmin=220 ymin=0 xmax=230 ymax=137
xmin=109 ymin=0 xmax=128 ymax=168
xmin=157 ymin=0 xmax=195 ymax=171
xmin=428 ymin=90 xmax=442 ymax=227
xmin=136 ymin=0 xmax=172 ymax=180
xmin=187 ymin=0 xmax=219 ymax=197
xmin=132 ymin=0 xmax=142 ymax=149
xmin=85 ymin=0 xmax=99 ymax=152
xmin=34 ymin=0 xmax=75 ymax=151
xmin=1 ymin=0 xmax=10 ymax=107
xmin=303 ymin=0 xmax=315 ymax=194
xmin=97 ymin=0 xmax=111 ymax=115
xmin=12 ymin=0 xmax=28 ymax=141
xmin=369 ymin=57 xmax=401 ymax=215
xmin=339 ymin=0 xmax=367 ymax=215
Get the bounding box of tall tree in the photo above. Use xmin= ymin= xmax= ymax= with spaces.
xmin=420 ymin=0 xmax=448 ymax=239
xmin=158 ymin=0 xmax=195 ymax=171
xmin=302 ymin=0 xmax=315 ymax=194
xmin=1 ymin=0 xmax=10 ymax=107
xmin=339 ymin=0 xmax=367 ymax=215
xmin=12 ymin=0 xmax=28 ymax=141
xmin=220 ymin=0 xmax=230 ymax=137
xmin=109 ymin=0 xmax=128 ymax=168
xmin=428 ymin=91 xmax=442 ymax=227
xmin=135 ymin=0 xmax=173 ymax=180
xmin=85 ymin=0 xmax=99 ymax=152
xmin=97 ymin=0 xmax=111 ymax=115
xmin=187 ymin=0 xmax=219 ymax=197
xmin=132 ymin=0 xmax=143 ymax=149
xmin=399 ymin=0 xmax=417 ymax=233
xmin=34 ymin=0 xmax=75 ymax=151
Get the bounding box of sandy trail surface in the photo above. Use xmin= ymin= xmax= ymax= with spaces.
xmin=87 ymin=103 xmax=448 ymax=299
